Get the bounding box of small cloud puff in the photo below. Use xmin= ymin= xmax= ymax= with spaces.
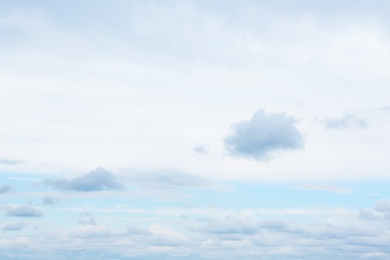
xmin=0 ymin=157 xmax=23 ymax=165
xmin=6 ymin=205 xmax=43 ymax=217
xmin=224 ymin=109 xmax=304 ymax=160
xmin=193 ymin=144 xmax=208 ymax=154
xmin=3 ymin=222 xmax=25 ymax=231
xmin=43 ymin=167 xmax=124 ymax=192
xmin=42 ymin=195 xmax=60 ymax=205
xmin=0 ymin=185 xmax=14 ymax=194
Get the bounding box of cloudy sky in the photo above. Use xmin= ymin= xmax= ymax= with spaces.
xmin=1 ymin=0 xmax=390 ymax=259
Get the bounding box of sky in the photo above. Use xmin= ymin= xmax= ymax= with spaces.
xmin=1 ymin=0 xmax=390 ymax=259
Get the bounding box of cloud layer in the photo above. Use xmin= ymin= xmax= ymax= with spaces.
xmin=224 ymin=109 xmax=304 ymax=160
xmin=0 ymin=201 xmax=390 ymax=259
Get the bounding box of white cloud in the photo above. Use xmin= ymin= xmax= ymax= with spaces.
xmin=148 ymin=224 xmax=188 ymax=246
xmin=0 ymin=236 xmax=31 ymax=249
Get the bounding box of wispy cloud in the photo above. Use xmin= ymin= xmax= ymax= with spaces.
xmin=324 ymin=113 xmax=369 ymax=129
xmin=118 ymin=168 xmax=216 ymax=190
xmin=193 ymin=144 xmax=208 ymax=154
xmin=43 ymin=167 xmax=125 ymax=192
xmin=293 ymin=184 xmax=354 ymax=195
xmin=0 ymin=157 xmax=23 ymax=165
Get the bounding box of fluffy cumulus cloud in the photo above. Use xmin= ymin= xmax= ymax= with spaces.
xmin=224 ymin=109 xmax=304 ymax=160
xmin=324 ymin=113 xmax=369 ymax=129
xmin=43 ymin=167 xmax=124 ymax=192
xmin=6 ymin=205 xmax=43 ymax=217
xmin=3 ymin=222 xmax=25 ymax=231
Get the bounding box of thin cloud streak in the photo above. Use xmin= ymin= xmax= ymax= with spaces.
xmin=293 ymin=184 xmax=355 ymax=195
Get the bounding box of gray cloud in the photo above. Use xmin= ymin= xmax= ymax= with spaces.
xmin=6 ymin=205 xmax=43 ymax=217
xmin=0 ymin=185 xmax=13 ymax=194
xmin=3 ymin=221 xmax=25 ymax=231
xmin=324 ymin=113 xmax=368 ymax=129
xmin=43 ymin=167 xmax=124 ymax=192
xmin=0 ymin=157 xmax=23 ymax=165
xmin=224 ymin=109 xmax=304 ymax=160
xmin=193 ymin=144 xmax=208 ymax=154
xmin=42 ymin=195 xmax=60 ymax=205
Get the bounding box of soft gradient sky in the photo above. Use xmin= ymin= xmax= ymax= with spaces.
xmin=1 ymin=1 xmax=390 ymax=259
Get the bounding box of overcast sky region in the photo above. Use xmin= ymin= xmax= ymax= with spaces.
xmin=1 ymin=1 xmax=390 ymax=259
